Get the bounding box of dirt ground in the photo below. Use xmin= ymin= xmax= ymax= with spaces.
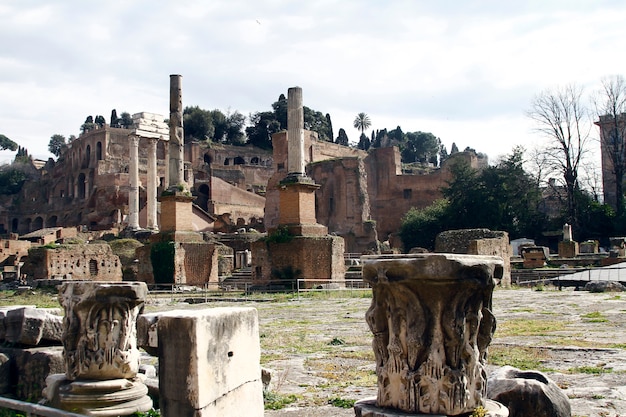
xmin=147 ymin=287 xmax=626 ymax=417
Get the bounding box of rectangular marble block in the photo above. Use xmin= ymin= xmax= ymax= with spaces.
xmin=157 ymin=307 xmax=263 ymax=417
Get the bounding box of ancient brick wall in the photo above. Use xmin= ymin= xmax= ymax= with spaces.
xmin=367 ymin=149 xmax=476 ymax=240
xmin=435 ymin=229 xmax=511 ymax=287
xmin=251 ymin=235 xmax=345 ymax=284
xmin=0 ymin=239 xmax=31 ymax=264
xmin=22 ymin=243 xmax=122 ymax=281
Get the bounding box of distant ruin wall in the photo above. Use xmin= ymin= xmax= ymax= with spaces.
xmin=251 ymin=235 xmax=345 ymax=283
xmin=22 ymin=244 xmax=122 ymax=281
xmin=435 ymin=229 xmax=511 ymax=287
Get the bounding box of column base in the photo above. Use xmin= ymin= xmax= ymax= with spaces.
xmin=46 ymin=376 xmax=153 ymax=416
xmin=354 ymin=398 xmax=509 ymax=417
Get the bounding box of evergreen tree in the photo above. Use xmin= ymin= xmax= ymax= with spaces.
xmin=336 ymin=128 xmax=349 ymax=146
xmin=110 ymin=109 xmax=119 ymax=127
xmin=325 ymin=113 xmax=333 ymax=142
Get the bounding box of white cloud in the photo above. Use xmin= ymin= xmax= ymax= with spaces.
xmin=1 ymin=0 xmax=625 ymax=166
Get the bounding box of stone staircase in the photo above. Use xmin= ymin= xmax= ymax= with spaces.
xmin=220 ymin=268 xmax=253 ymax=290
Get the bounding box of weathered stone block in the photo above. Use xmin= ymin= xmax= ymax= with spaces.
xmin=0 ymin=346 xmax=65 ymax=401
xmin=0 ymin=305 xmax=36 ymax=341
xmin=0 ymin=353 xmax=10 ymax=394
xmin=584 ymin=280 xmax=625 ymax=293
xmin=4 ymin=307 xmax=63 ymax=346
xmin=487 ymin=366 xmax=570 ymax=417
xmin=157 ymin=307 xmax=263 ymax=417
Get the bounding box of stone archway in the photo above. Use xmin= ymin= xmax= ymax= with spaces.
xmin=197 ymin=184 xmax=210 ymax=211
xmin=77 ymin=173 xmax=86 ymax=199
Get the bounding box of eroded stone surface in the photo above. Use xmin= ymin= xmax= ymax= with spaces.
xmin=4 ymin=307 xmax=63 ymax=345
xmin=487 ymin=365 xmax=571 ymax=417
xmin=58 ymin=281 xmax=147 ymax=380
xmin=362 ymin=253 xmax=503 ymax=415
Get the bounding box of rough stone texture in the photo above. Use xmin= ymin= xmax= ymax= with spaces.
xmin=487 ymin=365 xmax=571 ymax=417
xmin=160 ymin=194 xmax=195 ymax=232
xmin=354 ymin=397 xmax=509 ymax=417
xmin=0 ymin=305 xmax=36 ymax=340
xmin=0 ymin=352 xmax=9 ymax=394
xmin=310 ymin=157 xmax=379 ymax=253
xmin=558 ymin=240 xmax=579 ymax=258
xmin=520 ymin=246 xmax=549 ymax=268
xmin=361 ymin=254 xmax=503 ymax=415
xmin=435 ymin=229 xmax=511 ymax=287
xmin=157 ymin=307 xmax=264 ymax=417
xmin=579 ymin=240 xmax=599 ymax=254
xmin=584 ymin=280 xmax=626 ymax=292
xmin=135 ymin=238 xmax=229 ymax=286
xmin=58 ymin=281 xmax=147 ymax=380
xmin=168 ymin=74 xmax=185 ymax=187
xmin=21 ymin=243 xmax=122 ymax=281
xmin=4 ymin=307 xmax=63 ymax=345
xmin=0 ymin=346 xmax=65 ymax=401
xmin=251 ymin=235 xmax=345 ymax=283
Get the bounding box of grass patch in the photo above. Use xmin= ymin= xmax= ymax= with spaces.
xmin=488 ymin=346 xmax=551 ymax=371
xmin=0 ymin=288 xmax=61 ymax=308
xmin=328 ymin=397 xmax=356 ymax=408
xmin=305 ymin=359 xmax=377 ymax=387
xmin=496 ymin=319 xmax=567 ymax=337
xmin=545 ymin=338 xmax=613 ymax=348
xmin=567 ymin=366 xmax=612 ymax=374
xmin=263 ymin=391 xmax=298 ymax=410
xmin=581 ymin=311 xmax=608 ymax=323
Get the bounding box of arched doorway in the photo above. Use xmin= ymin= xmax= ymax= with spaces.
xmin=197 ymin=184 xmax=210 ymax=211
xmin=77 ymin=173 xmax=86 ymax=199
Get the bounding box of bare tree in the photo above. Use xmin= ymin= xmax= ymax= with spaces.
xmin=527 ymin=84 xmax=592 ymax=228
xmin=593 ymin=75 xmax=626 ymax=215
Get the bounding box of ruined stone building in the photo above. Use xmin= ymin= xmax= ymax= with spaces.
xmin=265 ymin=129 xmax=480 ymax=252
xmin=596 ymin=113 xmax=626 ymax=210
xmin=0 ymin=120 xmax=273 ymax=236
xmin=0 ymin=112 xmax=479 ymax=255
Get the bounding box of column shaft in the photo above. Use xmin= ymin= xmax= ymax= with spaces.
xmin=147 ymin=137 xmax=158 ymax=230
xmin=128 ymin=135 xmax=140 ymax=230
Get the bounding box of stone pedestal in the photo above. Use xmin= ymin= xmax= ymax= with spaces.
xmin=359 ymin=254 xmax=504 ymax=416
xmin=558 ymin=240 xmax=578 ymax=258
xmin=354 ymin=398 xmax=509 ymax=417
xmin=159 ymin=192 xmax=194 ymax=232
xmin=157 ymin=308 xmax=264 ymax=417
xmin=45 ymin=282 xmax=152 ymax=416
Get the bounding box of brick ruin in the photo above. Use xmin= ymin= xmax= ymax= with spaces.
xmin=0 ymin=95 xmax=482 ymax=255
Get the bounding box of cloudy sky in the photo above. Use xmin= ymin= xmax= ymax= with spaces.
xmin=2 ymin=0 xmax=626 ymax=165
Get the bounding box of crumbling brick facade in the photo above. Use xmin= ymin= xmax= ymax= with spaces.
xmin=251 ymin=235 xmax=345 ymax=285
xmin=21 ymin=243 xmax=122 ymax=281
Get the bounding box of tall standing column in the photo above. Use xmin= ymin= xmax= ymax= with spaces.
xmin=147 ymin=137 xmax=158 ymax=230
xmin=287 ymin=86 xmax=305 ymax=176
xmin=169 ymin=74 xmax=185 ymax=188
xmin=128 ymin=134 xmax=140 ymax=230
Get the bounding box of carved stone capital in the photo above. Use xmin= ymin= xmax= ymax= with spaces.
xmin=58 ymin=282 xmax=147 ymax=380
xmin=361 ymin=254 xmax=503 ymax=415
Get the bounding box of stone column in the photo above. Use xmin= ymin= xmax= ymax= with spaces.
xmin=287 ymin=86 xmax=305 ymax=176
xmin=355 ymin=253 xmax=506 ymax=417
xmin=45 ymin=282 xmax=152 ymax=416
xmin=169 ymin=74 xmax=185 ymax=188
xmin=128 ymin=134 xmax=140 ymax=230
xmin=147 ymin=137 xmax=158 ymax=230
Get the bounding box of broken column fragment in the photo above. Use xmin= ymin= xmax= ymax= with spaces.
xmin=355 ymin=253 xmax=506 ymax=416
